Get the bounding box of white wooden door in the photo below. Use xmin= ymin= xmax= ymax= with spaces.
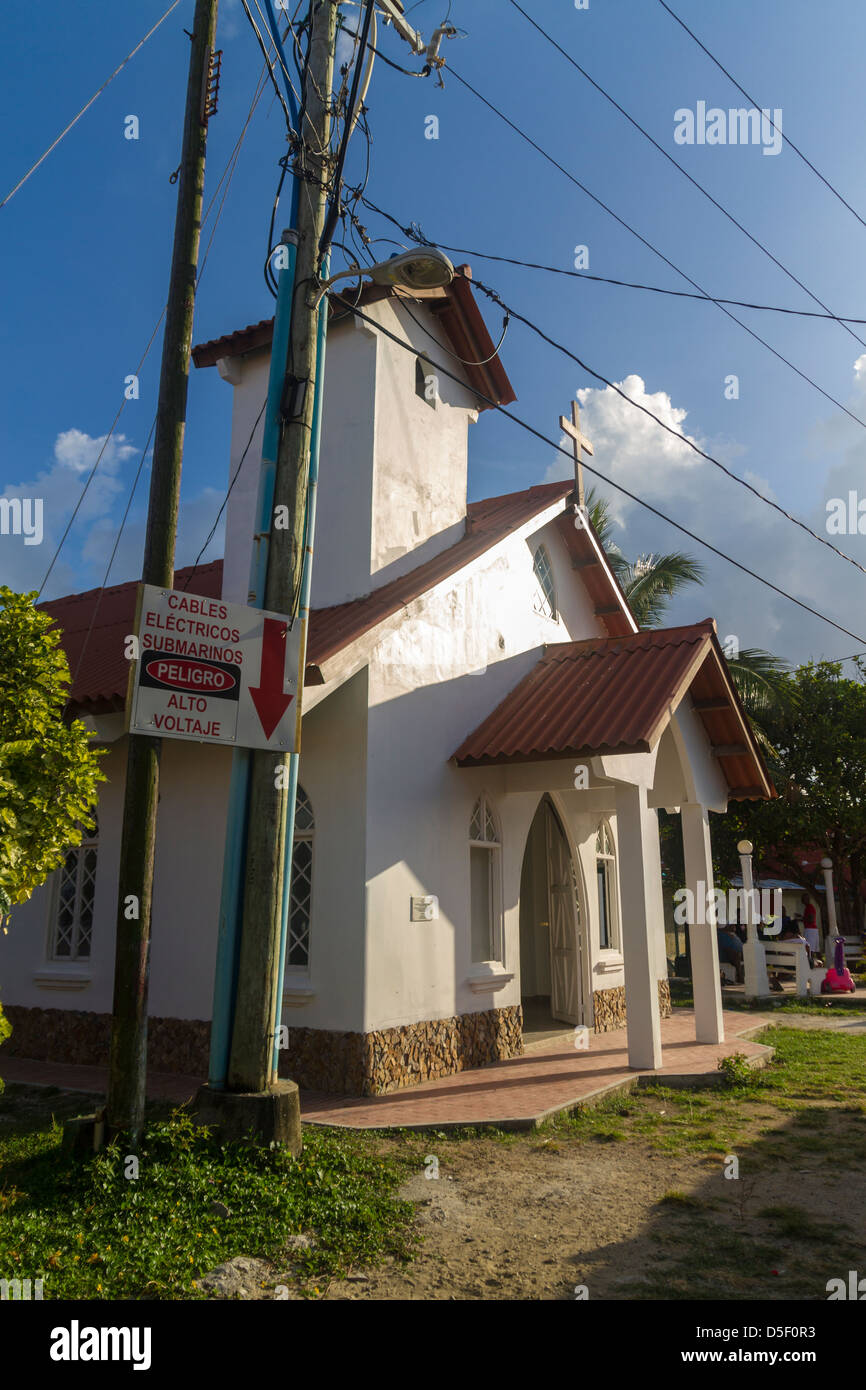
xmin=546 ymin=806 xmax=582 ymax=1024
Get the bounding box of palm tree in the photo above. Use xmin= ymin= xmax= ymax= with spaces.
xmin=585 ymin=487 xmax=791 ymax=744
xmin=586 ymin=489 xmax=704 ymax=628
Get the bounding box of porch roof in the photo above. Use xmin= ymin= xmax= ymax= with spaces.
xmin=452 ymin=621 xmax=775 ymax=801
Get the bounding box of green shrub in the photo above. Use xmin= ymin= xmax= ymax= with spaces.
xmin=718 ymin=1052 xmax=758 ymax=1089
xmin=0 ymin=1001 xmax=10 ymax=1096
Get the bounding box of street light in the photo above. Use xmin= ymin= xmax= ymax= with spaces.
xmin=316 ymin=247 xmax=455 ymax=305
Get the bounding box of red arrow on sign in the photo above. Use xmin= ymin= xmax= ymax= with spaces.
xmin=249 ymin=617 xmax=294 ymax=739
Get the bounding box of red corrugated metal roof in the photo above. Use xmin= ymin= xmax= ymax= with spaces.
xmin=453 ymin=622 xmax=774 ymax=799
xmin=42 ymin=480 xmax=582 ymax=714
xmin=309 ymin=481 xmax=576 ymax=669
xmin=191 ymin=269 xmax=516 ymax=410
xmin=42 ymin=561 xmax=224 ymax=714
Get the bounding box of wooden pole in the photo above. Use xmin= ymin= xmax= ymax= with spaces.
xmin=227 ymin=0 xmax=338 ymax=1093
xmin=106 ymin=0 xmax=220 ymax=1139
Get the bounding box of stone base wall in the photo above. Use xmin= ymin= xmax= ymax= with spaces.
xmin=2 ymin=1003 xmax=524 ymax=1098
xmin=1 ymin=1006 xmax=211 ymax=1076
xmin=279 ymin=1005 xmax=524 ymax=1096
xmin=658 ymin=978 xmax=672 ymax=1019
xmin=592 ymin=985 xmax=627 ymax=1032
xmin=592 ymin=979 xmax=673 ymax=1033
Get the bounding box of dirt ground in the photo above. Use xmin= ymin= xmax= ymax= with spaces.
xmin=324 ymin=1105 xmax=866 ymax=1301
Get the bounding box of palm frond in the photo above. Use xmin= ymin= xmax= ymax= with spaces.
xmin=620 ymin=552 xmax=705 ymax=627
xmin=726 ymin=648 xmax=793 ymax=716
xmin=585 ymin=487 xmax=630 ymax=584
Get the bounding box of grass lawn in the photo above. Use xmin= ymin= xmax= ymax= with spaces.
xmin=2 ymin=1024 xmax=866 ymax=1300
xmin=669 ymin=975 xmax=866 ymax=1017
xmin=337 ymin=1025 xmax=866 ymax=1300
xmin=0 ymin=1089 xmax=417 ymax=1300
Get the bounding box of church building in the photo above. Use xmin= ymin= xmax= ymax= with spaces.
xmin=0 ymin=270 xmax=773 ymax=1095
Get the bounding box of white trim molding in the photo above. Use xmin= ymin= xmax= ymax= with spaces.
xmin=465 ymin=964 xmax=515 ymax=994
xmin=594 ymin=954 xmax=624 ymax=975
xmin=33 ymin=971 xmax=92 ymax=991
xmin=282 ymin=985 xmax=316 ymax=1008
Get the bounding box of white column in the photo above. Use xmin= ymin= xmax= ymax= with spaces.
xmin=681 ymin=803 xmax=725 ymax=1044
xmin=821 ymin=857 xmax=839 ymax=961
xmin=615 ymin=782 xmax=663 ymax=1070
xmin=739 ymin=841 xmax=769 ymax=998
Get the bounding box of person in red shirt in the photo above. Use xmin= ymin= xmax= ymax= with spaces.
xmin=802 ymin=894 xmax=819 ymax=957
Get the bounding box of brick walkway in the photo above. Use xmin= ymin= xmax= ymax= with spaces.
xmin=0 ymin=1010 xmax=775 ymax=1131
xmin=0 ymin=1057 xmax=200 ymax=1105
xmin=299 ymin=1010 xmax=774 ymax=1130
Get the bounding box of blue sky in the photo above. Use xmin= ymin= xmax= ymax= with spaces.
xmin=2 ymin=0 xmax=866 ymax=666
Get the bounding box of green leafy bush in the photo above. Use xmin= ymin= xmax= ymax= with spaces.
xmin=0 ymin=587 xmax=104 ymax=923
xmin=0 ymin=1002 xmax=10 ymax=1095
xmin=718 ymin=1052 xmax=759 ymax=1089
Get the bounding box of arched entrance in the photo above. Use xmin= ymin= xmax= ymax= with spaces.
xmin=518 ymin=797 xmax=586 ymax=1033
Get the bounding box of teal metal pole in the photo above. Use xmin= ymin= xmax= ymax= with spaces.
xmin=207 ymin=231 xmax=298 ymax=1089
xmin=270 ymin=263 xmax=329 ymax=1080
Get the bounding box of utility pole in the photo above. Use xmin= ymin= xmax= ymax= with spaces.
xmin=226 ymin=0 xmax=338 ymax=1095
xmin=106 ymin=0 xmax=220 ymax=1139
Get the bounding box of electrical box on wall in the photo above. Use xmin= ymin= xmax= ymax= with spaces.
xmin=410 ymin=895 xmax=438 ymax=922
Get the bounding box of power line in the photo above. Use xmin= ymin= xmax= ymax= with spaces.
xmin=1 ymin=1 xmax=181 ymax=211
xmin=320 ymin=0 xmax=376 ymax=257
xmin=65 ymin=414 xmax=156 ymax=711
xmin=442 ymin=63 xmax=866 ymax=435
xmin=240 ymin=0 xmax=295 ymax=128
xmin=508 ymin=0 xmax=866 ymax=353
xmin=38 ymin=60 xmax=267 ymax=600
xmin=656 ymin=0 xmax=866 ymax=236
xmin=353 ymin=190 xmax=866 ymax=577
xmin=463 ymin=270 xmax=866 ymax=579
xmin=37 ymin=310 xmax=167 ymax=599
xmin=350 ymin=190 xmax=866 ymax=323
xmin=330 ymin=289 xmax=866 ymax=647
xmin=393 ymin=285 xmax=510 ymax=367
xmin=182 ymin=398 xmax=269 ymax=588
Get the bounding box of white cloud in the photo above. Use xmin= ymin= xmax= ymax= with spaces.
xmin=0 ymin=429 xmax=139 ymax=595
xmin=547 ymin=374 xmax=866 ymax=665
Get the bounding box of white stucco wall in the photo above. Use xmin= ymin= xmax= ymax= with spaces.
xmin=219 ymin=296 xmax=481 ymax=612
xmin=368 ymin=298 xmax=476 ymax=582
xmin=0 ymin=742 xmax=125 ymax=1013
xmin=361 ymin=511 xmax=608 ymax=1032
xmin=281 ymin=667 xmax=369 ymax=1033
xmin=146 ymin=739 xmax=232 ymax=1020
xmin=0 ymin=738 xmax=231 ymax=1021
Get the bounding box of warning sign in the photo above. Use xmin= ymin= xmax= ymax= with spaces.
xmin=128 ymin=585 xmax=302 ymax=751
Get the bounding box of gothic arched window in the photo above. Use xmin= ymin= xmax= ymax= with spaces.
xmin=595 ymin=820 xmax=619 ymax=950
xmin=532 ymin=545 xmax=556 ymax=620
xmin=470 ymin=794 xmax=502 ymax=963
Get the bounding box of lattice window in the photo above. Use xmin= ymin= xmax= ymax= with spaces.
xmin=51 ymin=819 xmax=98 ymax=961
xmin=287 ymin=785 xmax=314 ymax=969
xmin=470 ymin=795 xmax=502 ymax=963
xmin=532 ymin=545 xmax=556 ymax=620
xmin=595 ymin=819 xmax=619 ymax=950
xmin=470 ymin=794 xmax=499 ymax=846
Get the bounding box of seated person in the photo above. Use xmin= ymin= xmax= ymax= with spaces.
xmin=717 ymin=926 xmax=745 ymax=984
